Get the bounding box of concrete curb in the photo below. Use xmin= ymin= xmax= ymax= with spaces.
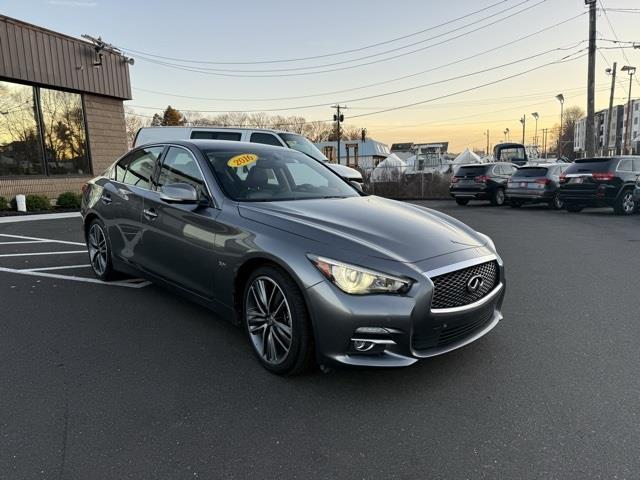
xmin=0 ymin=212 xmax=81 ymax=224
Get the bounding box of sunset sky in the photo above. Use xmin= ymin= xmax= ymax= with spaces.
xmin=3 ymin=0 xmax=639 ymax=152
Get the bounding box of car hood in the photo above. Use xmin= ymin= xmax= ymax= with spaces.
xmin=238 ymin=196 xmax=486 ymax=263
xmin=326 ymin=163 xmax=363 ymax=181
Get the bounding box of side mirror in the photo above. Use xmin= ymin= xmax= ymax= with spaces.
xmin=350 ymin=180 xmax=363 ymax=191
xmin=159 ymin=183 xmax=198 ymax=203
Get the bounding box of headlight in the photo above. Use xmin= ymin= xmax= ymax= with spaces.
xmin=476 ymin=232 xmax=496 ymax=252
xmin=308 ymin=255 xmax=411 ymax=295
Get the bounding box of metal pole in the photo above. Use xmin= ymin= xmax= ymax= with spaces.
xmin=521 ymin=115 xmax=526 ymax=144
xmin=625 ymin=73 xmax=633 ymax=154
xmin=585 ymin=0 xmax=597 ymax=157
xmin=557 ymin=99 xmax=564 ymax=159
xmin=605 ymin=63 xmax=617 ymax=156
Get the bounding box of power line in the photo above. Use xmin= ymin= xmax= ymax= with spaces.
xmin=128 ymin=50 xmax=588 ymax=128
xmin=131 ymin=0 xmax=547 ymax=78
xmin=599 ymin=0 xmax=640 ymax=88
xmin=131 ymin=12 xmax=586 ymax=103
xmin=128 ymin=44 xmax=587 ymax=114
xmin=118 ymin=0 xmax=511 ymax=66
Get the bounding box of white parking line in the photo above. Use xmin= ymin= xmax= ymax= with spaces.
xmin=0 ymin=212 xmax=81 ymax=224
xmin=23 ymin=264 xmax=91 ymax=272
xmin=0 ymin=266 xmax=151 ymax=288
xmin=0 ymin=240 xmax=49 ymax=245
xmin=0 ymin=251 xmax=87 ymax=258
xmin=0 ymin=233 xmax=85 ymax=246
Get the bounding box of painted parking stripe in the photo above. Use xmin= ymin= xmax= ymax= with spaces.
xmin=0 ymin=212 xmax=81 ymax=224
xmin=0 ymin=251 xmax=87 ymax=258
xmin=0 ymin=233 xmax=85 ymax=247
xmin=0 ymin=240 xmax=49 ymax=245
xmin=23 ymin=264 xmax=91 ymax=272
xmin=0 ymin=266 xmax=151 ymax=288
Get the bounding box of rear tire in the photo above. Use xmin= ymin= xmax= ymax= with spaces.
xmin=490 ymin=188 xmax=505 ymax=206
xmin=86 ymin=219 xmax=117 ymax=281
xmin=455 ymin=198 xmax=470 ymax=206
xmin=613 ymin=190 xmax=635 ymax=215
xmin=565 ymin=204 xmax=583 ymax=213
xmin=243 ymin=266 xmax=315 ymax=375
xmin=550 ymin=193 xmax=564 ymax=210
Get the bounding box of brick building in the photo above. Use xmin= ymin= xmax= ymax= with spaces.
xmin=0 ymin=15 xmax=131 ymax=201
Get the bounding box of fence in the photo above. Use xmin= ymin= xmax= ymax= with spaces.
xmin=359 ymin=166 xmax=453 ymax=200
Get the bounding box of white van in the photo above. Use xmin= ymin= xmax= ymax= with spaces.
xmin=134 ymin=126 xmax=363 ymax=185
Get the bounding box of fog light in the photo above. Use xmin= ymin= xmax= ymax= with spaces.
xmin=353 ymin=340 xmax=375 ymax=352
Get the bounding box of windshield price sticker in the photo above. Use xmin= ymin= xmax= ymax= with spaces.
xmin=228 ymin=153 xmax=258 ymax=168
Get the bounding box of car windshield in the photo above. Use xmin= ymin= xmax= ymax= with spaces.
xmin=512 ymin=167 xmax=548 ymax=178
xmin=205 ymin=148 xmax=358 ymax=202
xmin=497 ymin=146 xmax=526 ymax=162
xmin=278 ymin=133 xmax=328 ymax=162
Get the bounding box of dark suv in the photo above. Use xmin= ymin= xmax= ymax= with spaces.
xmin=506 ymin=164 xmax=569 ymax=209
xmin=558 ymin=156 xmax=640 ymax=215
xmin=450 ymin=163 xmax=517 ymax=206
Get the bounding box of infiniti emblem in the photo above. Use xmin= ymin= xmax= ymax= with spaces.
xmin=467 ymin=275 xmax=485 ymax=294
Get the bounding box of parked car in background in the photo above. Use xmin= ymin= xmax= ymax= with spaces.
xmin=506 ymin=163 xmax=569 ymax=209
xmin=81 ymin=140 xmax=505 ymax=374
xmin=134 ymin=126 xmax=364 ymax=187
xmin=558 ymin=156 xmax=640 ymax=215
xmin=450 ymin=162 xmax=518 ymax=206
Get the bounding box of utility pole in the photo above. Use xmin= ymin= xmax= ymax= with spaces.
xmin=585 ymin=0 xmax=597 ymax=157
xmin=520 ymin=115 xmax=526 ymax=144
xmin=541 ymin=128 xmax=549 ymax=158
xmin=532 ymin=112 xmax=539 ymax=146
xmin=331 ymin=105 xmax=346 ymax=164
xmin=556 ymin=94 xmax=565 ymax=159
xmin=604 ymin=63 xmax=617 ymax=156
xmin=621 ymin=66 xmax=636 ymax=154
xmin=485 ymin=129 xmax=490 ymax=155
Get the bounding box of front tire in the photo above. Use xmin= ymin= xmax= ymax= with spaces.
xmin=613 ymin=190 xmax=635 ymax=215
xmin=455 ymin=198 xmax=470 ymax=206
xmin=243 ymin=266 xmax=315 ymax=375
xmin=86 ymin=219 xmax=117 ymax=281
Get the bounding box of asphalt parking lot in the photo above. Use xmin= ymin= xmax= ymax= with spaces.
xmin=1 ymin=202 xmax=639 ymax=480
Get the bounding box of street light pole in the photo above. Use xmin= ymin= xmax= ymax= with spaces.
xmin=331 ymin=105 xmax=347 ymax=164
xmin=604 ymin=63 xmax=617 ymax=156
xmin=621 ymin=66 xmax=636 ymax=154
xmin=532 ymin=112 xmax=539 ymax=145
xmin=585 ymin=0 xmax=597 ymax=157
xmin=556 ymin=94 xmax=565 ymax=159
xmin=520 ymin=115 xmax=526 ymax=144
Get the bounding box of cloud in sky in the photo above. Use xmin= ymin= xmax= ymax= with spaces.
xmin=46 ymin=0 xmax=97 ymax=7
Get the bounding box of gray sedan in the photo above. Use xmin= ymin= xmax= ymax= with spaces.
xmin=81 ymin=140 xmax=505 ymax=375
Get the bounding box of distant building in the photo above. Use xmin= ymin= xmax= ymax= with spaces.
xmin=574 ymin=100 xmax=639 ymax=156
xmin=315 ymin=139 xmax=390 ymax=169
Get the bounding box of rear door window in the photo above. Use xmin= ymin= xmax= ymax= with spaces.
xmin=117 ymin=146 xmax=164 ymax=189
xmin=190 ymin=131 xmax=242 ymax=141
xmin=617 ymin=159 xmax=632 ymax=172
xmin=633 ymin=159 xmax=640 ymax=172
xmin=250 ymin=132 xmax=283 ymax=147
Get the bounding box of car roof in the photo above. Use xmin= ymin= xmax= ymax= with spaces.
xmin=136 ymin=138 xmax=294 ymax=153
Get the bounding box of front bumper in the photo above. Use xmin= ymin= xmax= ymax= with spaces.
xmin=306 ymin=252 xmax=505 ymax=368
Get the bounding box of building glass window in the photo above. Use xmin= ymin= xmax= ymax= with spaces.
xmin=0 ymin=81 xmax=45 ymax=175
xmin=0 ymin=80 xmax=92 ymax=178
xmin=40 ymin=88 xmax=90 ymax=175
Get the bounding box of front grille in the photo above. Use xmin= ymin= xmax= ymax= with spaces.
xmin=412 ymin=302 xmax=495 ymax=351
xmin=430 ymin=261 xmax=498 ymax=309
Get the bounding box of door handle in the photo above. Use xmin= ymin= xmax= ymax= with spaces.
xmin=143 ymin=208 xmax=158 ymax=220
xmin=100 ymin=194 xmax=112 ymax=205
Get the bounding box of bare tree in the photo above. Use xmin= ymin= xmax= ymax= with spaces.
xmin=124 ymin=108 xmax=150 ymax=148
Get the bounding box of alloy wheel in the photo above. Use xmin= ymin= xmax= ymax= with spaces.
xmin=553 ymin=194 xmax=563 ymax=210
xmin=88 ymin=223 xmax=108 ymax=276
xmin=245 ymin=276 xmax=293 ymax=365
xmin=622 ymin=192 xmax=635 ymax=214
xmin=495 ymin=189 xmax=505 ymax=205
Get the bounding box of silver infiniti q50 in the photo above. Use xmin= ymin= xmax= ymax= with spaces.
xmin=81 ymin=140 xmax=505 ymax=375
